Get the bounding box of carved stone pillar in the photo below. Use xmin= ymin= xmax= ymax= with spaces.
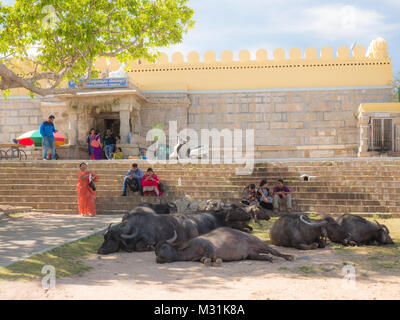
xmin=119 ymin=110 xmax=131 ymax=144
xmin=68 ymin=111 xmax=78 ymax=146
xmin=358 ymin=115 xmax=370 ymax=156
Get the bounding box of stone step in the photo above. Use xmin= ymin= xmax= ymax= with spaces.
xmin=1 ymin=159 xmax=399 ymax=215
xmin=1 ymin=166 xmax=399 ymax=174
xmin=0 ymin=189 xmax=399 ymax=202
xmin=1 ymin=159 xmax=400 ymax=166
xmin=0 ymin=174 xmax=399 ymax=185
xmin=1 ymin=183 xmax=400 ymax=193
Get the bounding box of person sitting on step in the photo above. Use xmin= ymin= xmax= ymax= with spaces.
xmin=121 ymin=163 xmax=143 ymax=196
xmin=257 ymin=179 xmax=273 ymax=211
xmin=141 ymin=168 xmax=163 ymax=197
xmin=112 ymin=147 xmax=124 ymax=160
xmin=241 ymin=184 xmax=258 ymax=206
xmin=273 ymin=179 xmax=292 ymax=214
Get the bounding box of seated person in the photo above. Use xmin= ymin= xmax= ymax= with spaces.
xmin=241 ymin=184 xmax=258 ymax=206
xmin=112 ymin=147 xmax=124 ymax=160
xmin=273 ymin=179 xmax=292 ymax=213
xmin=121 ymin=163 xmax=143 ymax=196
xmin=141 ymin=168 xmax=163 ymax=197
xmin=257 ymin=179 xmax=273 ymax=211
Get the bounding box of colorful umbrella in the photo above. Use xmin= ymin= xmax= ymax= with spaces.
xmin=16 ymin=130 xmax=66 ymax=147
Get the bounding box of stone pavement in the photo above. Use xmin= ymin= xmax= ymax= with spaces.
xmin=0 ymin=212 xmax=122 ymax=267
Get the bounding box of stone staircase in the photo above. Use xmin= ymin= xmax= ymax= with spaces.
xmin=0 ymin=159 xmax=399 ymax=216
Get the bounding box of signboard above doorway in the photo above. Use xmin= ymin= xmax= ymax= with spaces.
xmin=68 ymin=78 xmax=128 ymax=89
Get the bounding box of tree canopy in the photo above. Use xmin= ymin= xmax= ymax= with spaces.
xmin=0 ymin=0 xmax=194 ymax=96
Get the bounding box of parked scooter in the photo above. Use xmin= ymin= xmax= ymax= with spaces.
xmin=169 ymin=136 xmax=208 ymax=160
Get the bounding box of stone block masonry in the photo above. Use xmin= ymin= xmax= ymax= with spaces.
xmin=142 ymin=87 xmax=393 ymax=159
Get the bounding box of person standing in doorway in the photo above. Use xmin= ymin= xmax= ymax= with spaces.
xmin=103 ymin=129 xmax=116 ymax=160
xmin=40 ymin=115 xmax=57 ymax=160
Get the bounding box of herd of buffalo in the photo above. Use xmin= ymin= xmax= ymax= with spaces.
xmin=97 ymin=201 xmax=394 ymax=266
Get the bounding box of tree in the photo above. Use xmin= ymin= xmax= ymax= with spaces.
xmin=0 ymin=0 xmax=194 ymax=97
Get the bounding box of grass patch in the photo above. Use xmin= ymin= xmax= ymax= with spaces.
xmin=0 ymin=234 xmax=103 ymax=280
xmin=331 ymin=217 xmax=400 ymax=273
xmin=298 ymin=265 xmax=318 ymax=274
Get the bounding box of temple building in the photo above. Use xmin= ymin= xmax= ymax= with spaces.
xmin=0 ymin=36 xmax=399 ymax=159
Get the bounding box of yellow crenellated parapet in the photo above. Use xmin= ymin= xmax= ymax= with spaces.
xmin=130 ymin=37 xmax=392 ymax=91
xmin=3 ymin=37 xmax=393 ymax=95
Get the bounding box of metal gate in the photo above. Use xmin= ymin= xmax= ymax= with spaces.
xmin=368 ymin=118 xmax=395 ymax=152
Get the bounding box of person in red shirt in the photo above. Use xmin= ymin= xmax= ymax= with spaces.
xmin=141 ymin=168 xmax=163 ymax=196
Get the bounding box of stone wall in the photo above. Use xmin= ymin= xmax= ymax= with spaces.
xmin=0 ymin=98 xmax=42 ymax=144
xmin=142 ymin=87 xmax=394 ymax=159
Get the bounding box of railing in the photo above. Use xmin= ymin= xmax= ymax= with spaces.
xmin=0 ymin=144 xmax=27 ymax=160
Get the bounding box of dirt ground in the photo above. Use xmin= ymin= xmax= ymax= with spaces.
xmin=1 ymin=244 xmax=400 ymax=300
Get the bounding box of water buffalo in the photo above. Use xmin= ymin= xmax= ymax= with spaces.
xmin=98 ymin=205 xmax=251 ymax=254
xmin=241 ymin=203 xmax=271 ymax=225
xmin=204 ymin=200 xmax=269 ymax=232
xmin=334 ymin=214 xmax=394 ymax=245
xmin=137 ymin=202 xmax=178 ymax=214
xmin=155 ymin=227 xmax=294 ymax=265
xmin=270 ymin=213 xmax=352 ymax=250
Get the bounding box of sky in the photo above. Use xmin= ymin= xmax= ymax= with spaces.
xmin=1 ymin=0 xmax=399 ymax=77
xmin=161 ymin=0 xmax=400 ymax=78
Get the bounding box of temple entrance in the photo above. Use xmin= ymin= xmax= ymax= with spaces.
xmin=93 ymin=112 xmax=120 ymax=137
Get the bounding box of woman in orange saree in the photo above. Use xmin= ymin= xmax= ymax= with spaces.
xmin=77 ymin=162 xmax=98 ymax=216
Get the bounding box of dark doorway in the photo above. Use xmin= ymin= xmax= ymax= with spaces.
xmin=104 ymin=119 xmax=120 ymax=137
xmin=93 ymin=112 xmax=120 ymax=138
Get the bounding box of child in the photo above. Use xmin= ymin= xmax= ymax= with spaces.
xmin=112 ymin=147 xmax=124 ymax=160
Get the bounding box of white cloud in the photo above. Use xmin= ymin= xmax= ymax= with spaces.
xmin=298 ymin=4 xmax=398 ymax=41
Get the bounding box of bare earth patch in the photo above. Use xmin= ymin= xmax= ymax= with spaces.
xmin=1 ymin=218 xmax=400 ymax=300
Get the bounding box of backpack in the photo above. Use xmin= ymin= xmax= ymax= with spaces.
xmin=127 ymin=177 xmax=139 ymax=192
xmin=91 ymin=139 xmax=100 ymax=148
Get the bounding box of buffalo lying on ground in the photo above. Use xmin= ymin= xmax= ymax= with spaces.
xmin=270 ymin=213 xmax=353 ymax=250
xmin=204 ymin=200 xmax=269 ymax=232
xmin=334 ymin=214 xmax=394 ymax=245
xmin=155 ymin=227 xmax=294 ymax=265
xmin=98 ymin=204 xmax=251 ymax=254
xmin=137 ymin=202 xmax=178 ymax=214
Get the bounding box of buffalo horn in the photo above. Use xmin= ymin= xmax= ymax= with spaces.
xmin=166 ymin=230 xmax=178 ymax=244
xmin=120 ymin=227 xmax=138 ymax=239
xmin=299 ymin=215 xmax=328 ymax=227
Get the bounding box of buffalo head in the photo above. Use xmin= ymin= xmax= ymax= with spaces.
xmin=154 ymin=230 xmax=179 ymax=263
xmin=300 ymin=215 xmax=353 ymax=245
xmin=167 ymin=202 xmax=178 ymax=213
xmin=97 ymin=223 xmax=139 ymax=255
xmin=223 ymin=203 xmax=251 ymax=223
xmin=375 ymin=221 xmax=394 ymax=244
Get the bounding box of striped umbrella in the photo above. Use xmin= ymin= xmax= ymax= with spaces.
xmin=16 ymin=130 xmax=66 ymax=146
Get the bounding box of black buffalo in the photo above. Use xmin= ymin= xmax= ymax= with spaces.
xmin=155 ymin=227 xmax=294 ymax=265
xmin=334 ymin=214 xmax=394 ymax=245
xmin=137 ymin=202 xmax=178 ymax=214
xmin=270 ymin=213 xmax=352 ymax=250
xmin=98 ymin=204 xmax=251 ymax=254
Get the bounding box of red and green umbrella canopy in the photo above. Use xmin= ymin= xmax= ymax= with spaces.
xmin=16 ymin=130 xmax=66 ymax=146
